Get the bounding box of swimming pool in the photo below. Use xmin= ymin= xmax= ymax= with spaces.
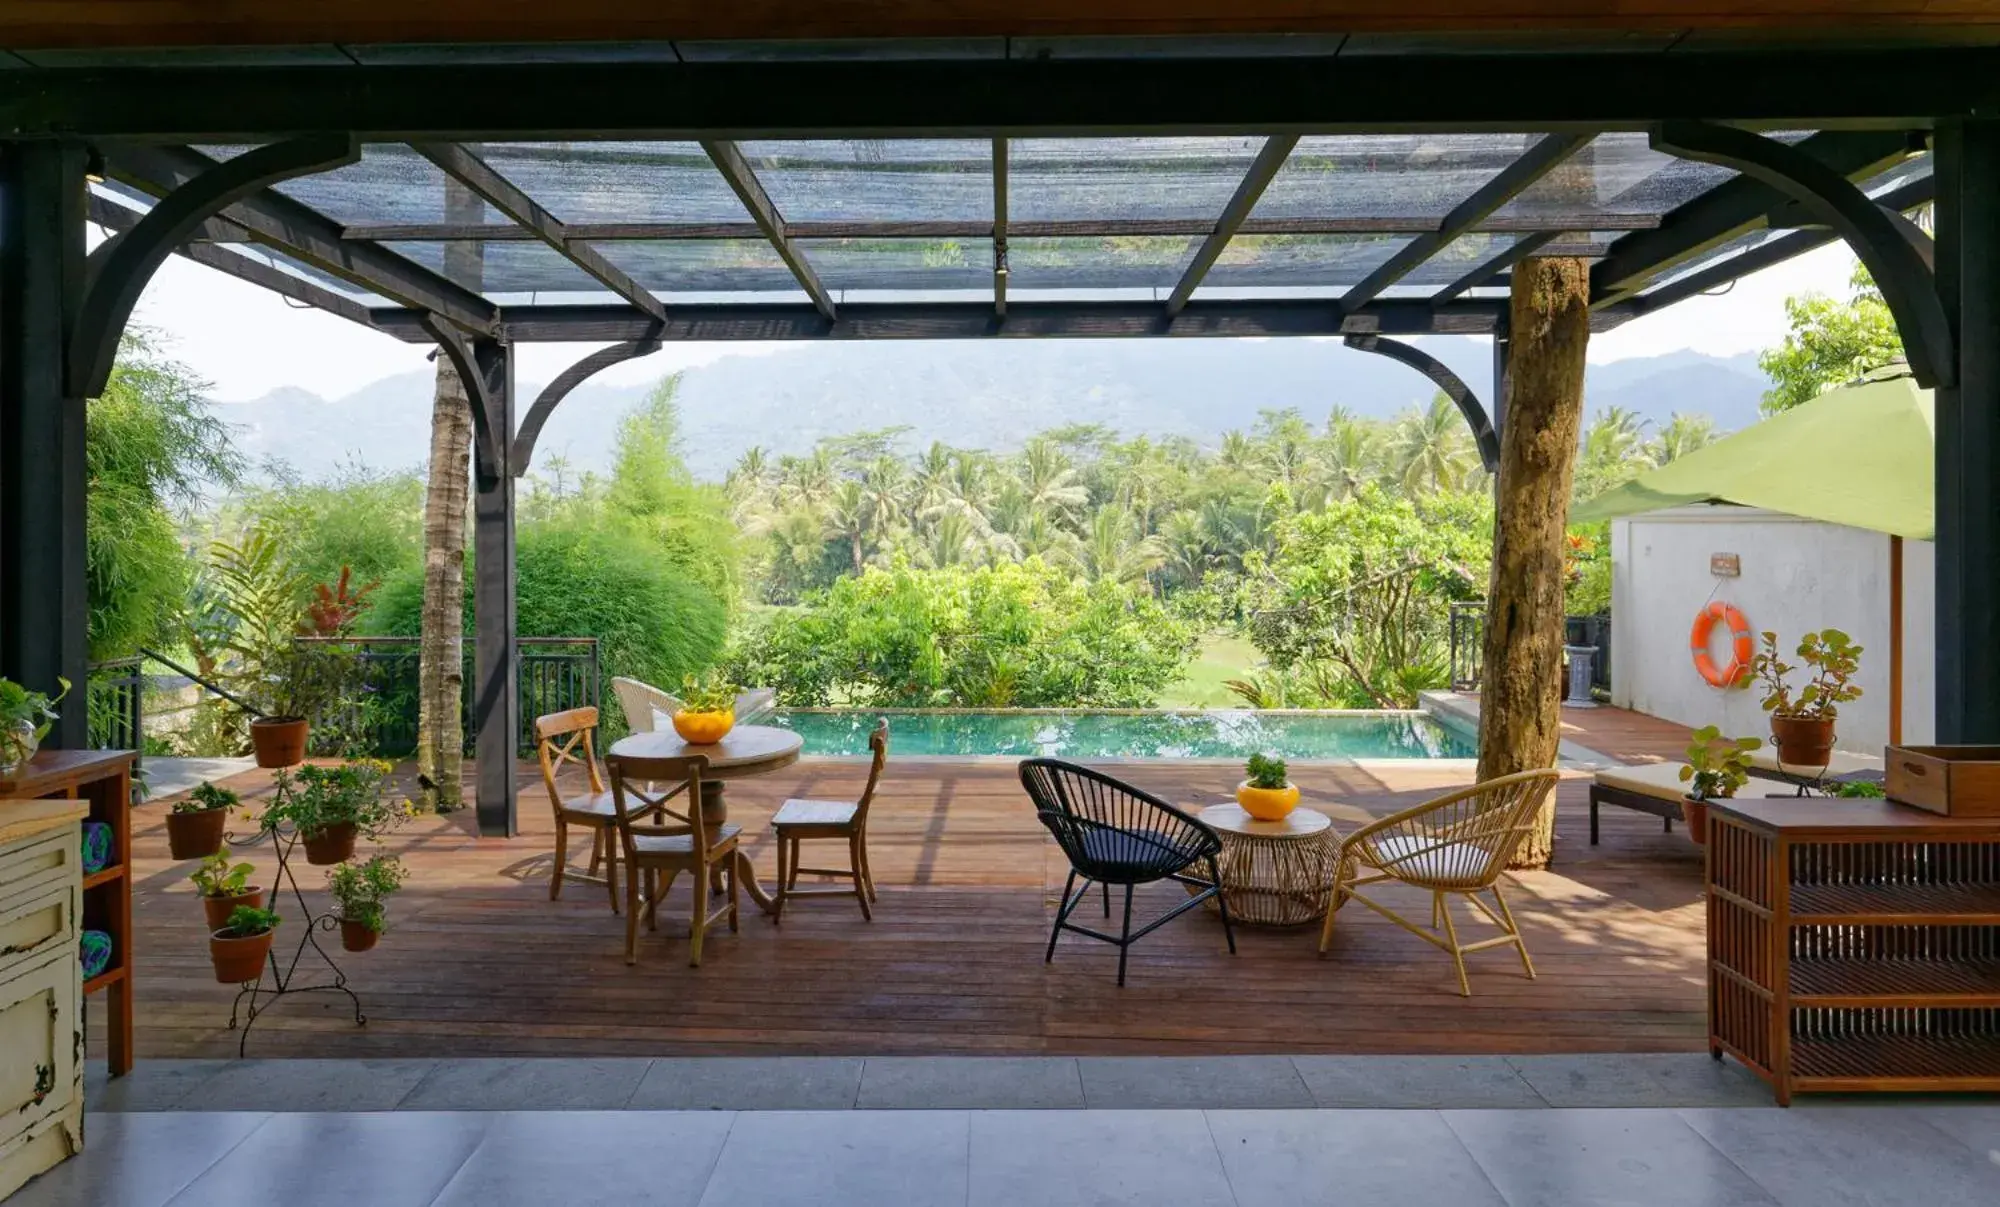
xmin=767 ymin=709 xmax=1477 ymax=760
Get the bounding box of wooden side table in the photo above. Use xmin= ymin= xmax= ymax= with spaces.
xmin=1194 ymin=803 xmax=1341 ymax=927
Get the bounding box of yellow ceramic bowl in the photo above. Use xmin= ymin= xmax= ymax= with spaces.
xmin=1235 ymin=781 xmax=1300 ymax=821
xmin=672 ymin=708 xmax=735 ymax=745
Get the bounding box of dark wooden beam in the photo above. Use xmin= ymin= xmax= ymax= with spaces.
xmin=1344 ymin=334 xmax=1499 ymax=471
xmin=1591 ymin=129 xmax=1920 ymax=307
xmin=992 ymin=136 xmax=1008 ymax=318
xmin=1 ymin=50 xmax=1990 ymax=140
xmin=1167 ymin=134 xmax=1296 ymax=316
xmin=1431 ymin=232 xmax=1558 ymax=305
xmin=335 ymin=214 xmax=1663 ymax=242
xmin=410 ymin=141 xmax=667 ymax=321
xmin=512 ymin=338 xmax=662 ymax=475
xmin=700 ymin=139 xmax=836 ymax=319
xmin=1341 ymin=133 xmax=1585 ymax=313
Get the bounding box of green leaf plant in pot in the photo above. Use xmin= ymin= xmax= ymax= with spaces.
xmin=0 ymin=676 xmax=68 ymax=778
xmin=190 ymin=850 xmax=265 ymax=931
xmin=1678 ymin=726 xmax=1762 ymax=846
xmin=241 ymin=639 xmax=344 ymax=770
xmin=166 ymin=780 xmax=237 ymax=861
xmin=1236 ymin=752 xmax=1300 ymax=821
xmin=262 ymin=760 xmax=406 ymax=866
xmin=327 ymin=854 xmax=406 ymax=952
xmin=208 ymin=904 xmax=279 ymax=984
xmin=1748 ymin=628 xmax=1862 ymax=772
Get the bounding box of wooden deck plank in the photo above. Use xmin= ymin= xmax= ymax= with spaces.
xmin=93 ymin=755 xmax=1710 ymax=1059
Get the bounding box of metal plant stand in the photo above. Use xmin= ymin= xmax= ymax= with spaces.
xmin=223 ymin=810 xmax=366 ymax=1056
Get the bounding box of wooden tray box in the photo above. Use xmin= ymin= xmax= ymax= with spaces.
xmin=1885 ymin=745 xmax=2000 ymax=817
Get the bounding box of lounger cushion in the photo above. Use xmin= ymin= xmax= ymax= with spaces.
xmin=1595 ymin=761 xmax=1796 ymax=803
xmin=1366 ymin=834 xmax=1488 ymax=881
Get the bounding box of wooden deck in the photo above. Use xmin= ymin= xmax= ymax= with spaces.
xmin=97 ymin=744 xmax=1712 ymax=1060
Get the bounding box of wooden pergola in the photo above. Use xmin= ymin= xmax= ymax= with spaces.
xmin=0 ymin=6 xmax=1993 ymax=838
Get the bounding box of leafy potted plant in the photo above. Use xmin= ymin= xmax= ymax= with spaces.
xmin=1678 ymin=726 xmax=1763 ymax=845
xmin=1235 ymin=752 xmax=1300 ymax=821
xmin=190 ymin=851 xmax=265 ymax=930
xmin=165 ymin=780 xmax=237 ymax=860
xmin=327 ymin=854 xmax=406 ymax=952
xmin=673 ymin=670 xmax=738 ymax=745
xmin=262 ymin=760 xmax=403 ymax=865
xmin=0 ymin=676 xmax=68 ymax=777
xmin=243 ymin=641 xmax=341 ymax=769
xmin=1749 ymin=628 xmax=1863 ymax=770
xmin=208 ymin=904 xmax=279 ymax=984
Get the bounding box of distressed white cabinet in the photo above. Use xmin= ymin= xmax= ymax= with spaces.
xmin=0 ymin=800 xmax=86 ymax=1201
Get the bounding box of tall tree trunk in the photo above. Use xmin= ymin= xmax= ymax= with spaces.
xmin=1478 ymin=257 xmax=1589 ymax=869
xmin=417 ymin=357 xmax=471 ymax=813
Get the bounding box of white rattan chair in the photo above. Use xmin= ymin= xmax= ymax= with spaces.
xmin=1318 ymin=768 xmax=1561 ymax=996
xmin=610 ymin=675 xmax=775 ymax=734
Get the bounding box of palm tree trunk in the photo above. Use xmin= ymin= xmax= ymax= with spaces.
xmin=1479 ymin=257 xmax=1589 ymax=869
xmin=417 ymin=356 xmax=471 ymax=813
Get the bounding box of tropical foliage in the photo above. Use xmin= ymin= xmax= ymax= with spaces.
xmin=1758 ymin=265 xmax=1904 ymax=415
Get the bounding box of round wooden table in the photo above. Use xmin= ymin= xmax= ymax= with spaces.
xmin=1194 ymin=803 xmax=1342 ymax=927
xmin=607 ymin=724 xmax=803 ymax=915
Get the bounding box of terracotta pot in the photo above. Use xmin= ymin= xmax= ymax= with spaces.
xmin=208 ymin=928 xmax=275 ymax=984
xmin=302 ymin=821 xmax=358 ymax=865
xmin=672 ymin=708 xmax=735 ymax=745
xmin=1770 ymin=713 xmax=1836 ymax=769
xmin=1235 ymin=781 xmax=1301 ymax=821
xmin=1680 ymin=796 xmax=1710 ymax=846
xmin=339 ymin=918 xmax=380 ymax=953
xmin=166 ymin=807 xmax=228 ymax=860
xmin=202 ymin=887 xmax=266 ymax=932
xmin=249 ymin=716 xmax=309 ymax=768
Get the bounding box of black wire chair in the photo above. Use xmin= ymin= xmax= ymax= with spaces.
xmin=1020 ymin=758 xmax=1236 ymax=985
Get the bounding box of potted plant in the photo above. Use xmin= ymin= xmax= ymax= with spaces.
xmin=208 ymin=904 xmax=279 ymax=984
xmin=190 ymin=851 xmax=265 ymax=930
xmin=1749 ymin=628 xmax=1863 ymax=770
xmin=0 ymin=676 xmax=68 ymax=777
xmin=327 ymin=854 xmax=406 ymax=952
xmin=1235 ymin=752 xmax=1300 ymax=821
xmin=672 ymin=670 xmax=738 ymax=745
xmin=243 ymin=641 xmax=340 ymax=769
xmin=262 ymin=760 xmax=404 ymax=865
xmin=165 ymin=781 xmax=237 ymax=860
xmin=1678 ymin=726 xmax=1763 ymax=845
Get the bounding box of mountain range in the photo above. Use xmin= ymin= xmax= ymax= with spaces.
xmin=214 ymin=337 xmax=1771 ymax=483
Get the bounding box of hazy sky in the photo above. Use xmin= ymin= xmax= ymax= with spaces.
xmin=126 ymin=237 xmax=1859 ymax=403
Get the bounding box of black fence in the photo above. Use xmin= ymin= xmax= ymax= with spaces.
xmin=299 ymin=636 xmax=600 ymax=758
xmin=1448 ymin=602 xmax=1612 ymax=695
xmin=85 ymin=656 xmax=145 ymax=758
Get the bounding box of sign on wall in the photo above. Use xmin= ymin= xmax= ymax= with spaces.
xmin=1710 ymin=553 xmax=1742 ymax=577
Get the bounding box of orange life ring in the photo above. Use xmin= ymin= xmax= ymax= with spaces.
xmin=1690 ymin=601 xmax=1754 ymax=688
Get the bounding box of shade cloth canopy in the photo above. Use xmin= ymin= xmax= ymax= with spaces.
xmin=1571 ymin=368 xmax=1934 ymax=540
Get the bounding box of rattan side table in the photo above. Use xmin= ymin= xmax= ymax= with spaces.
xmin=1194 ymin=803 xmax=1342 ymax=927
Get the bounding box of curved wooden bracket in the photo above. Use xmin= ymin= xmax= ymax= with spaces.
xmin=1649 ymin=121 xmax=1952 ymax=389
xmin=69 ymin=135 xmax=357 ymax=398
xmin=1343 ymin=334 xmax=1500 ymax=473
xmin=510 ymin=335 xmax=662 ymax=475
xmin=419 ymin=313 xmax=506 ymax=485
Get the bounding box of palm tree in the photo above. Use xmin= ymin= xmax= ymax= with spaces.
xmin=920 ymin=509 xmax=979 ymax=568
xmin=861 ymin=454 xmax=909 ymax=534
xmin=778 ymin=447 xmax=836 ymax=509
xmin=1075 ymin=507 xmax=1165 ymax=587
xmin=1651 ymin=412 xmax=1718 ymax=465
xmin=417 ymin=356 xmax=471 ymax=813
xmin=911 ymin=441 xmax=958 ymax=512
xmin=823 ymin=479 xmax=872 ymax=575
xmin=1322 ymin=413 xmax=1379 ymax=501
xmin=1390 ymin=393 xmax=1479 ymax=495
xmin=1158 ymin=509 xmax=1212 ymax=586
xmin=1016 ymin=438 xmax=1089 ymax=527
xmin=1574 ymin=406 xmax=1656 ymax=500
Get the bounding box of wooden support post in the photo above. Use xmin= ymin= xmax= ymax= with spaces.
xmin=1933 ymin=119 xmax=2000 ymax=743
xmin=0 ymin=143 xmax=90 ymax=748
xmin=469 ymin=339 xmax=518 ymax=836
xmin=1478 ymin=258 xmax=1589 ymax=869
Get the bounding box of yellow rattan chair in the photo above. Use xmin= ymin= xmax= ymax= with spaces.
xmin=1317 ymin=768 xmax=1561 ymax=996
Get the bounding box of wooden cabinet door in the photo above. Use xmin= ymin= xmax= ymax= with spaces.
xmin=0 ymin=952 xmax=83 ymax=1197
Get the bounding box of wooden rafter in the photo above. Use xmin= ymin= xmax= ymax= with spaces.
xmin=993 ymin=136 xmax=1009 ymax=318
xmin=700 ymin=139 xmax=836 ymax=320
xmin=1166 ymin=134 xmax=1297 ymax=316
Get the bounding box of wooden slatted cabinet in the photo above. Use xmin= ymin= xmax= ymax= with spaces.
xmin=1707 ymin=797 xmax=2000 ymax=1104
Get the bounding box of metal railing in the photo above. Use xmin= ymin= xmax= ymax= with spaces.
xmin=1447 ymin=602 xmax=1612 ymax=695
xmin=85 ymin=656 xmax=145 ymax=760
xmin=297 ymin=636 xmax=600 ymax=757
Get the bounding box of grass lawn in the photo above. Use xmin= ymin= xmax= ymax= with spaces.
xmin=1159 ymin=633 xmax=1263 ymax=708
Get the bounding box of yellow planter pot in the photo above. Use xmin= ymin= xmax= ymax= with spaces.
xmin=1235 ymin=781 xmax=1300 ymax=821
xmin=672 ymin=708 xmax=735 ymax=745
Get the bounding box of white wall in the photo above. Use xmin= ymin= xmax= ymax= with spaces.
xmin=1609 ymin=506 xmax=1933 ymax=752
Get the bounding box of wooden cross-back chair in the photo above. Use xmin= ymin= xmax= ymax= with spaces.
xmin=534 ymin=706 xmax=663 ymax=914
xmin=771 ymin=719 xmax=888 ymax=922
xmin=604 ymin=751 xmax=741 ymax=967
xmin=1318 ymin=768 xmax=1561 ymax=996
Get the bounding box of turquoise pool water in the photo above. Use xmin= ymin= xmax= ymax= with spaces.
xmin=767 ymin=710 xmax=1477 ymax=760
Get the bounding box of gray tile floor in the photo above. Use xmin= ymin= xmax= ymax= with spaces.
xmin=87 ymin=1053 xmax=1794 ymax=1113
xmin=16 ymin=1103 xmax=2000 ymax=1207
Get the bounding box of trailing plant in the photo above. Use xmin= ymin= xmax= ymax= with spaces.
xmin=1749 ymin=629 xmax=1864 ymax=720
xmin=679 ymin=669 xmax=738 ymax=714
xmin=262 ymin=760 xmax=406 ymax=839
xmin=0 ymin=676 xmax=69 ymax=767
xmin=218 ymin=905 xmax=279 ymax=938
xmin=1246 ymin=752 xmax=1290 ymax=790
xmin=1836 ymin=779 xmax=1887 ymax=799
xmin=326 ymin=854 xmax=406 ymax=933
xmin=1679 ymin=726 xmax=1763 ymax=801
xmin=189 ymin=852 xmax=256 ymax=898
xmin=176 ymin=781 xmax=238 ymax=815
